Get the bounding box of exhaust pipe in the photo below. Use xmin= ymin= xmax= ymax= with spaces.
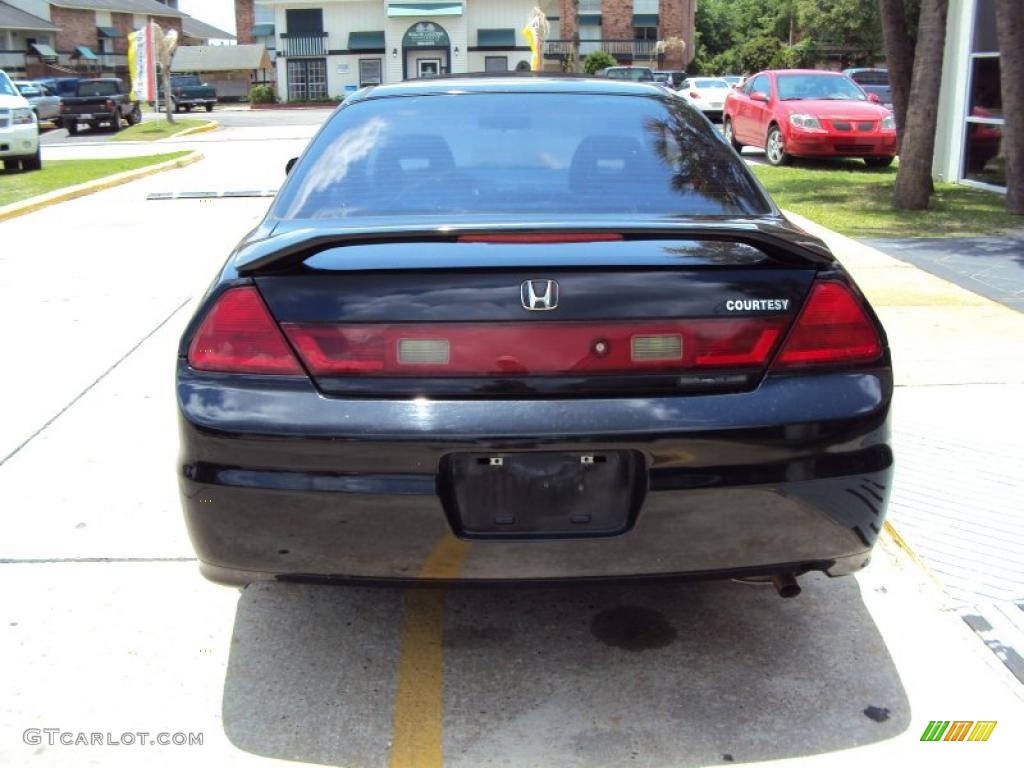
xmin=771 ymin=573 xmax=801 ymax=598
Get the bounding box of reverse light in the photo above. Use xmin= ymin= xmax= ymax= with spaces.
xmin=789 ymin=114 xmax=825 ymax=132
xmin=881 ymin=114 xmax=895 ymax=131
xmin=188 ymin=286 xmax=303 ymax=374
xmin=773 ymin=281 xmax=882 ymax=368
xmin=282 ymin=318 xmax=789 ymax=377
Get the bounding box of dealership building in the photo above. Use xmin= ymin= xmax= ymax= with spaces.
xmin=235 ymin=1 xmax=695 ymax=101
xmin=933 ymin=0 xmax=1007 ymax=192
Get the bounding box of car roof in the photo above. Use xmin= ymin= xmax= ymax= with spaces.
xmin=762 ymin=69 xmax=847 ymax=76
xmin=348 ymin=74 xmax=669 ymax=102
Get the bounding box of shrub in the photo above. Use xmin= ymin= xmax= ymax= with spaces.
xmin=582 ymin=50 xmax=617 ymax=75
xmin=248 ymin=84 xmax=276 ymax=104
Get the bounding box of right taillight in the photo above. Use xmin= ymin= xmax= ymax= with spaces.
xmin=772 ymin=281 xmax=882 ymax=368
xmin=188 ymin=286 xmax=303 ymax=374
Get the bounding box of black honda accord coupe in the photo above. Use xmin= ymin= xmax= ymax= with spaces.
xmin=177 ymin=76 xmax=892 ymax=595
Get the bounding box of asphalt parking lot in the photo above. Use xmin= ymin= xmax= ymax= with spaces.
xmin=3 ymin=114 xmax=1023 ymax=767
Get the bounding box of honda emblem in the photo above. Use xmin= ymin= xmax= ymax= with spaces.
xmin=521 ymin=279 xmax=559 ymax=311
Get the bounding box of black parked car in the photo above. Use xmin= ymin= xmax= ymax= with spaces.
xmin=59 ymin=78 xmax=140 ymax=134
xmin=177 ymin=75 xmax=892 ymax=595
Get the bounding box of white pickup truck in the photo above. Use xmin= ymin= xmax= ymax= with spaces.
xmin=0 ymin=68 xmax=41 ymax=173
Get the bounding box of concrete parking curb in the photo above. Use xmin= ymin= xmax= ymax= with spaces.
xmin=0 ymin=151 xmax=204 ymax=224
xmin=159 ymin=121 xmax=219 ymax=140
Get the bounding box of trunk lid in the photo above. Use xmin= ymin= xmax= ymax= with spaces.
xmin=253 ymin=237 xmax=819 ymax=397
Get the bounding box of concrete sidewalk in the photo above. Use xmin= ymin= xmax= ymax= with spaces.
xmin=789 ymin=211 xmax=1024 ymax=686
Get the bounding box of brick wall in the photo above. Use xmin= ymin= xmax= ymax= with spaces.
xmin=52 ymin=6 xmax=97 ymax=54
xmin=112 ymin=12 xmax=133 ymax=55
xmin=556 ymin=1 xmax=696 ymax=67
xmin=602 ymin=0 xmax=633 ymax=40
xmin=659 ymin=0 xmax=696 ymax=69
xmin=236 ymin=0 xmax=255 ymax=45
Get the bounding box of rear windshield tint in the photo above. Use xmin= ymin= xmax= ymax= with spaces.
xmin=77 ymin=81 xmax=119 ymax=96
xmin=275 ymin=93 xmax=772 ymax=220
xmin=695 ymin=79 xmax=728 ymax=88
xmin=850 ymin=71 xmax=889 ymax=85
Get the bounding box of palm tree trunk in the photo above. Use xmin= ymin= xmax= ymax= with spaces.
xmin=996 ymin=0 xmax=1023 ymax=214
xmin=893 ymin=0 xmax=948 ymax=210
xmin=878 ymin=0 xmax=914 ymax=144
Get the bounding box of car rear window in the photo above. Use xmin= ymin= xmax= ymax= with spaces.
xmin=850 ymin=71 xmax=889 ymax=86
xmin=275 ymin=93 xmax=772 ymax=220
xmin=77 ymin=81 xmax=118 ymax=97
xmin=695 ymin=79 xmax=728 ymax=88
xmin=0 ymin=73 xmax=15 ymax=97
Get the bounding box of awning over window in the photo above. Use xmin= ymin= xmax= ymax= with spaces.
xmin=75 ymin=45 xmax=98 ymax=60
xmin=30 ymin=42 xmax=57 ymax=58
xmin=251 ymin=23 xmax=275 ymax=37
xmin=477 ymin=29 xmax=515 ymax=47
xmin=578 ymin=14 xmax=601 ymax=26
xmin=97 ymin=26 xmax=123 ymax=38
xmin=388 ymin=3 xmax=463 ymax=17
xmin=633 ymin=14 xmax=659 ymax=27
xmin=348 ymin=31 xmax=385 ymax=50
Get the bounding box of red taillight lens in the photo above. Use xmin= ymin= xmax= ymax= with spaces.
xmin=105 ymin=99 xmax=114 ymax=110
xmin=773 ymin=281 xmax=882 ymax=368
xmin=689 ymin=91 xmax=699 ymax=98
xmin=282 ymin=318 xmax=788 ymax=377
xmin=188 ymin=287 xmax=303 ymax=374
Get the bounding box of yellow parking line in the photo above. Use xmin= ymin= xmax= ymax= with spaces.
xmin=388 ymin=535 xmax=469 ymax=768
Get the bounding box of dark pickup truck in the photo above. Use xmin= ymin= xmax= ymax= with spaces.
xmin=60 ymin=78 xmax=141 ymax=134
xmin=162 ymin=75 xmax=217 ymax=113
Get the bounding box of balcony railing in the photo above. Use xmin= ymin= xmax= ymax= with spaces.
xmin=280 ymin=33 xmax=328 ymax=58
xmin=544 ymin=39 xmax=659 ymax=60
xmin=0 ymin=51 xmax=26 ymax=70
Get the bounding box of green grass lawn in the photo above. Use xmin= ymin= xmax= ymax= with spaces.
xmin=0 ymin=152 xmax=189 ymax=207
xmin=112 ymin=118 xmax=211 ymax=142
xmin=751 ymin=161 xmax=1021 ymax=238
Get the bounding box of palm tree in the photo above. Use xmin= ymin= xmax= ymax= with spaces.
xmin=892 ymin=0 xmax=948 ymax=210
xmin=996 ymin=0 xmax=1023 ymax=213
xmin=877 ymin=0 xmax=915 ymax=145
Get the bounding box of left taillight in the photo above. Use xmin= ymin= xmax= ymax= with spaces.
xmin=187 ymin=286 xmax=303 ymax=374
xmin=772 ymin=281 xmax=882 ymax=368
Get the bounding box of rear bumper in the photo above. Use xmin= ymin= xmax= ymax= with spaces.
xmin=177 ymin=364 xmax=893 ymax=585
xmin=786 ymin=131 xmax=897 ymax=158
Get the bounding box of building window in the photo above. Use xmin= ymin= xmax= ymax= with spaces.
xmin=579 ymin=0 xmax=601 ymax=12
xmin=484 ymin=56 xmax=508 ymax=72
xmin=288 ymin=58 xmax=327 ymax=101
xmin=359 ymin=58 xmax=382 ymax=87
xmin=961 ymin=0 xmax=1004 ymax=189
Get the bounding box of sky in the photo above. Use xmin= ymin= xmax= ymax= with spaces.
xmin=178 ymin=0 xmax=238 ymax=38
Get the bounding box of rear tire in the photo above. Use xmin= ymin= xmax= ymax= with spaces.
xmin=21 ymin=147 xmax=42 ymax=172
xmin=864 ymin=156 xmax=895 ymax=168
xmin=205 ymin=103 xmax=214 ymax=113
xmin=67 ymin=122 xmax=79 ymax=136
xmin=109 ymin=110 xmax=121 ymax=133
xmin=3 ymin=158 xmax=21 ymax=172
xmin=723 ymin=118 xmax=743 ymax=152
xmin=765 ymin=125 xmax=791 ymax=166
xmin=184 ymin=105 xmax=193 ymax=113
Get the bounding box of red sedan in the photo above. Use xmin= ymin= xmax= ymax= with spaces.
xmin=723 ymin=69 xmax=897 ymax=167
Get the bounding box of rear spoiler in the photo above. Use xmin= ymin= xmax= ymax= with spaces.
xmin=233 ymin=217 xmax=836 ymax=274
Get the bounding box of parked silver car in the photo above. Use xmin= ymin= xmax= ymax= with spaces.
xmin=15 ymin=81 xmax=61 ymax=123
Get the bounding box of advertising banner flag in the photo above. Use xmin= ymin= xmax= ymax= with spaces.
xmin=128 ymin=25 xmax=155 ymax=102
